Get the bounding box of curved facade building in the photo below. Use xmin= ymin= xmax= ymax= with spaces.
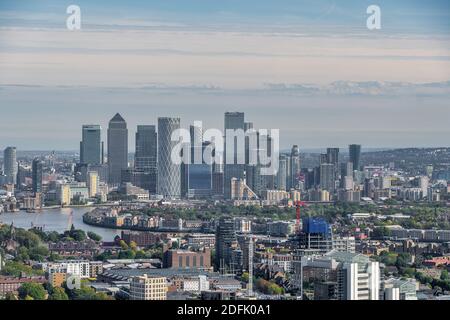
xmin=3 ymin=146 xmax=18 ymax=185
xmin=157 ymin=117 xmax=181 ymax=199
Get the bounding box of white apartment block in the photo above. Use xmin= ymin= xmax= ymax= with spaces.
xmin=41 ymin=260 xmax=90 ymax=278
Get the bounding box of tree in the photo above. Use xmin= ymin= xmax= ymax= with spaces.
xmin=134 ymin=250 xmax=147 ymax=259
xmin=4 ymin=292 xmax=18 ymax=300
xmin=129 ymin=241 xmax=138 ymax=251
xmin=69 ymin=229 xmax=87 ymax=241
xmin=29 ymin=246 xmax=50 ymax=262
xmin=441 ymin=270 xmax=449 ymax=281
xmin=119 ymin=240 xmax=129 ymax=250
xmin=1 ymin=261 xmax=44 ymax=277
xmin=118 ymin=250 xmax=136 ymax=260
xmin=70 ymin=285 xmax=113 ymax=300
xmin=87 ymin=231 xmax=102 ymax=242
xmin=49 ymin=287 xmax=69 ymax=300
xmin=18 ymin=283 xmax=47 ymax=300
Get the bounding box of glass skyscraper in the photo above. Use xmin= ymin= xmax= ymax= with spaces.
xmin=133 ymin=125 xmax=158 ymax=194
xmin=349 ymin=144 xmax=362 ymax=171
xmin=157 ymin=117 xmax=181 ymax=199
xmin=107 ymin=113 xmax=128 ymax=185
xmin=32 ymin=158 xmax=43 ymax=193
xmin=3 ymin=146 xmax=17 ymax=185
xmin=80 ymin=125 xmax=102 ymax=165
xmin=135 ymin=125 xmax=157 ymax=172
xmin=289 ymin=145 xmax=300 ymax=190
xmin=224 ymin=112 xmax=245 ymax=199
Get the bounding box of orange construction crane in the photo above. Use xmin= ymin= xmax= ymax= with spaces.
xmin=295 ymin=201 xmax=307 ymax=233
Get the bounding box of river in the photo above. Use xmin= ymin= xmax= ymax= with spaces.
xmin=0 ymin=207 xmax=121 ymax=241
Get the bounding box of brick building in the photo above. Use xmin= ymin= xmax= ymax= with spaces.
xmin=163 ymin=248 xmax=211 ymax=270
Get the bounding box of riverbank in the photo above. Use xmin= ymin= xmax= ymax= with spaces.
xmin=0 ymin=207 xmax=121 ymax=241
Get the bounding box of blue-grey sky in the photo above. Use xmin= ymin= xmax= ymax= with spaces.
xmin=0 ymin=0 xmax=449 ymax=150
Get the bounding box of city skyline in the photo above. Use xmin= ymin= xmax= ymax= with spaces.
xmin=0 ymin=110 xmax=449 ymax=153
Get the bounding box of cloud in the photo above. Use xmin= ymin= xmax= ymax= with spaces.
xmin=263 ymin=80 xmax=450 ymax=96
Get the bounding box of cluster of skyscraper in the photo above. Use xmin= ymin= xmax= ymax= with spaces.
xmin=76 ymin=112 xmax=280 ymax=200
xmin=1 ymin=147 xmax=43 ymax=195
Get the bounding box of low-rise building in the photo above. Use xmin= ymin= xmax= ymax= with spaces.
xmin=130 ymin=275 xmax=167 ymax=300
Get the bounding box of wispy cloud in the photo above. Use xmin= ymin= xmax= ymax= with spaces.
xmin=263 ymin=80 xmax=450 ymax=96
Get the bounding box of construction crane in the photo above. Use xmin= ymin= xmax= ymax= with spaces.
xmin=295 ymin=201 xmax=307 ymax=234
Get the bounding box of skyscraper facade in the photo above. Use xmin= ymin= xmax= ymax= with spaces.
xmin=215 ymin=216 xmax=237 ymax=272
xmin=157 ymin=117 xmax=181 ymax=199
xmin=326 ymin=148 xmax=339 ymax=168
xmin=80 ymin=125 xmax=102 ymax=165
xmin=135 ymin=125 xmax=157 ymax=172
xmin=133 ymin=125 xmax=158 ymax=193
xmin=289 ymin=145 xmax=300 ymax=190
xmin=277 ymin=154 xmax=287 ymax=191
xmin=224 ymin=112 xmax=245 ymax=199
xmin=3 ymin=147 xmax=17 ymax=185
xmin=107 ymin=113 xmax=128 ymax=185
xmin=32 ymin=158 xmax=43 ymax=193
xmin=349 ymin=144 xmax=362 ymax=171
xmin=320 ymin=163 xmax=335 ymax=193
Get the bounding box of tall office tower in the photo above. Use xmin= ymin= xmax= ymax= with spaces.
xmin=349 ymin=144 xmax=362 ymax=171
xmin=326 ymin=148 xmax=339 ymax=167
xmin=319 ymin=153 xmax=328 ymax=164
xmin=17 ymin=165 xmax=32 ymax=187
xmin=189 ymin=123 xmax=203 ymax=163
xmin=3 ymin=147 xmax=18 ymax=185
xmin=224 ymin=112 xmax=245 ymax=199
xmin=340 ymin=162 xmax=353 ymax=188
xmin=289 ymin=145 xmax=300 ymax=190
xmin=246 ymin=131 xmax=274 ymax=196
xmin=212 ymin=153 xmax=224 ymax=196
xmin=277 ymin=155 xmax=287 ymax=191
xmin=133 ymin=125 xmax=157 ymax=193
xmin=157 ymin=117 xmax=181 ymax=199
xmin=320 ymin=163 xmax=335 ymax=193
xmin=134 ymin=125 xmax=157 ymax=191
xmin=302 ymin=168 xmax=315 ymax=190
xmin=340 ymin=161 xmax=353 ymax=178
xmin=215 ymin=216 xmax=237 ymax=272
xmin=182 ymin=123 xmax=210 ymax=198
xmin=107 ymin=113 xmax=128 ymax=185
xmin=285 ymin=155 xmax=291 ymax=189
xmin=80 ymin=125 xmax=102 ymax=165
xmin=32 ymin=158 xmax=43 ymax=193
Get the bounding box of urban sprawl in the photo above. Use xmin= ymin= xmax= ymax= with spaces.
xmin=1 ymin=112 xmax=450 ymax=301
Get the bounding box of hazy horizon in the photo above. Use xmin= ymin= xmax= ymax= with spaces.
xmin=1 ymin=0 xmax=449 ymax=150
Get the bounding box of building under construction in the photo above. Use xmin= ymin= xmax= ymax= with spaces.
xmin=298 ymin=217 xmax=333 ymax=252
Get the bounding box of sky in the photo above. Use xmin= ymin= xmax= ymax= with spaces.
xmin=0 ymin=0 xmax=449 ymax=151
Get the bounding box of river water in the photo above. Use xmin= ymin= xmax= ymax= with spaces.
xmin=0 ymin=207 xmax=121 ymax=241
